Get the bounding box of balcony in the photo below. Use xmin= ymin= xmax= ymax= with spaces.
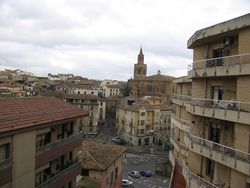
xmin=184 ymin=132 xmax=250 ymax=176
xmin=36 ymin=160 xmax=81 ymax=188
xmin=188 ymin=53 xmax=250 ymax=78
xmin=186 ymin=97 xmax=250 ymax=124
xmin=172 ymin=94 xmax=191 ymax=107
xmin=182 ymin=160 xmax=218 ymax=188
xmin=170 ymin=133 xmax=188 ymax=157
xmin=169 ymin=150 xmax=175 ymax=167
xmin=171 ymin=113 xmax=191 ymax=132
xmin=36 ymin=132 xmax=83 ymax=168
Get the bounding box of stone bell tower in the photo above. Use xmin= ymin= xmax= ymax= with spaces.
xmin=134 ymin=47 xmax=147 ymax=80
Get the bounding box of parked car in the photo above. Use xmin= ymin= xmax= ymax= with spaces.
xmin=139 ymin=170 xmax=152 ymax=177
xmin=115 ymin=138 xmax=127 ymax=145
xmin=128 ymin=171 xmax=141 ymax=178
xmin=112 ymin=137 xmax=120 ymax=142
xmin=122 ymin=179 xmax=134 ymax=187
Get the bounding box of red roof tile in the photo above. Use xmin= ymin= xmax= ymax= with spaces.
xmin=78 ymin=141 xmax=127 ymax=170
xmin=0 ymin=97 xmax=88 ymax=134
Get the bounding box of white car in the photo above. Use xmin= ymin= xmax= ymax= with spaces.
xmin=128 ymin=171 xmax=141 ymax=178
xmin=122 ymin=179 xmax=134 ymax=187
xmin=112 ymin=137 xmax=120 ymax=142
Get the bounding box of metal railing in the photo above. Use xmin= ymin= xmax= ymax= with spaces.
xmin=170 ymin=132 xmax=188 ymax=151
xmin=36 ymin=132 xmax=83 ymax=154
xmin=171 ymin=113 xmax=191 ymax=130
xmin=36 ymin=160 xmax=81 ymax=188
xmin=189 ymin=97 xmax=250 ymax=113
xmin=186 ymin=132 xmax=250 ymax=164
xmin=172 ymin=94 xmax=191 ymax=101
xmin=188 ymin=53 xmax=250 ymax=71
xmin=182 ymin=160 xmax=218 ymax=188
xmin=172 ymin=94 xmax=250 ymax=113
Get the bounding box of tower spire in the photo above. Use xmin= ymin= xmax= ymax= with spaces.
xmin=138 ymin=46 xmax=144 ymax=64
xmin=139 ymin=45 xmax=143 ymax=55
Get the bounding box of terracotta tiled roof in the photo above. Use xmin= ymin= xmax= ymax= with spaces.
xmin=0 ymin=97 xmax=88 ymax=134
xmin=64 ymin=94 xmax=99 ymax=100
xmin=78 ymin=141 xmax=127 ymax=170
xmin=105 ymin=85 xmax=120 ymax=89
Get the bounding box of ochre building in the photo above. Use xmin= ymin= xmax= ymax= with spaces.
xmin=169 ymin=13 xmax=250 ymax=188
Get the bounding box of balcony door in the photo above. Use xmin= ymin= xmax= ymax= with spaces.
xmin=210 ymin=126 xmax=220 ymax=143
xmin=212 ymin=86 xmax=223 ymax=105
xmin=213 ymin=48 xmax=224 ymax=66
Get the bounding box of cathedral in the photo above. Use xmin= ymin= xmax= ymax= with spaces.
xmin=128 ymin=48 xmax=174 ymax=97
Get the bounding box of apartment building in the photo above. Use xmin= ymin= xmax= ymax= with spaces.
xmin=64 ymin=94 xmax=106 ymax=133
xmin=78 ymin=141 xmax=127 ymax=188
xmin=170 ymin=14 xmax=250 ymax=188
xmin=0 ymin=97 xmax=88 ymax=188
xmin=99 ymin=80 xmax=121 ymax=97
xmin=116 ymin=96 xmax=172 ymax=146
xmin=48 ymin=73 xmax=74 ymax=81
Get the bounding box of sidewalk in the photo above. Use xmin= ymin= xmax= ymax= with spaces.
xmin=127 ymin=145 xmax=169 ymax=157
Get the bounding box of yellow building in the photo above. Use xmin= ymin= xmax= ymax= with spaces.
xmin=170 ymin=13 xmax=250 ymax=188
xmin=0 ymin=97 xmax=88 ymax=188
xmin=116 ymin=96 xmax=172 ymax=146
xmin=64 ymin=94 xmax=106 ymax=133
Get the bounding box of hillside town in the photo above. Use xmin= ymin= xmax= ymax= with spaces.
xmin=0 ymin=12 xmax=250 ymax=188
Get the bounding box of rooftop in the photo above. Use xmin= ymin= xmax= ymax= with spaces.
xmin=78 ymin=141 xmax=127 ymax=170
xmin=0 ymin=97 xmax=88 ymax=135
xmin=188 ymin=13 xmax=250 ymax=48
xmin=64 ymin=94 xmax=104 ymax=101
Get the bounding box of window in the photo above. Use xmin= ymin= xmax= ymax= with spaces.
xmin=140 ymin=129 xmax=144 ymax=134
xmin=0 ymin=143 xmax=10 ymax=161
xmin=81 ymin=169 xmax=89 ymax=176
xmin=141 ymin=120 xmax=145 ymax=125
xmin=110 ymin=171 xmax=114 ymax=185
xmin=206 ymin=159 xmax=215 ymax=177
xmin=36 ymin=132 xmax=51 ymax=148
xmin=212 ymin=86 xmax=223 ymax=104
xmin=141 ymin=112 xmax=145 ymax=116
xmin=68 ymin=181 xmax=72 ymax=188
xmin=115 ymin=167 xmax=118 ymax=180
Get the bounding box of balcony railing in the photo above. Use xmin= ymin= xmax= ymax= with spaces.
xmin=172 ymin=94 xmax=250 ymax=113
xmin=36 ymin=160 xmax=81 ymax=188
xmin=182 ymin=160 xmax=218 ymax=188
xmin=170 ymin=132 xmax=188 ymax=151
xmin=189 ymin=97 xmax=250 ymax=113
xmin=188 ymin=53 xmax=250 ymax=71
xmin=186 ymin=132 xmax=250 ymax=164
xmin=171 ymin=113 xmax=191 ymax=131
xmin=36 ymin=132 xmax=83 ymax=154
xmin=172 ymin=94 xmax=191 ymax=101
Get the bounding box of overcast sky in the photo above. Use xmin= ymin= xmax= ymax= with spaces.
xmin=0 ymin=0 xmax=249 ymax=80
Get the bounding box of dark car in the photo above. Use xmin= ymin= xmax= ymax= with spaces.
xmin=139 ymin=170 xmax=152 ymax=177
xmin=115 ymin=138 xmax=127 ymax=145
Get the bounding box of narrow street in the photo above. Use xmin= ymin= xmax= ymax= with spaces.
xmin=123 ymin=153 xmax=169 ymax=188
xmin=96 ymin=116 xmax=170 ymax=188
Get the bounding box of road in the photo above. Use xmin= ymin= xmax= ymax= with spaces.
xmin=123 ymin=153 xmax=169 ymax=188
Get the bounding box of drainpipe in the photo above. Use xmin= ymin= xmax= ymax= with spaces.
xmin=200 ymin=78 xmax=208 ymax=176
